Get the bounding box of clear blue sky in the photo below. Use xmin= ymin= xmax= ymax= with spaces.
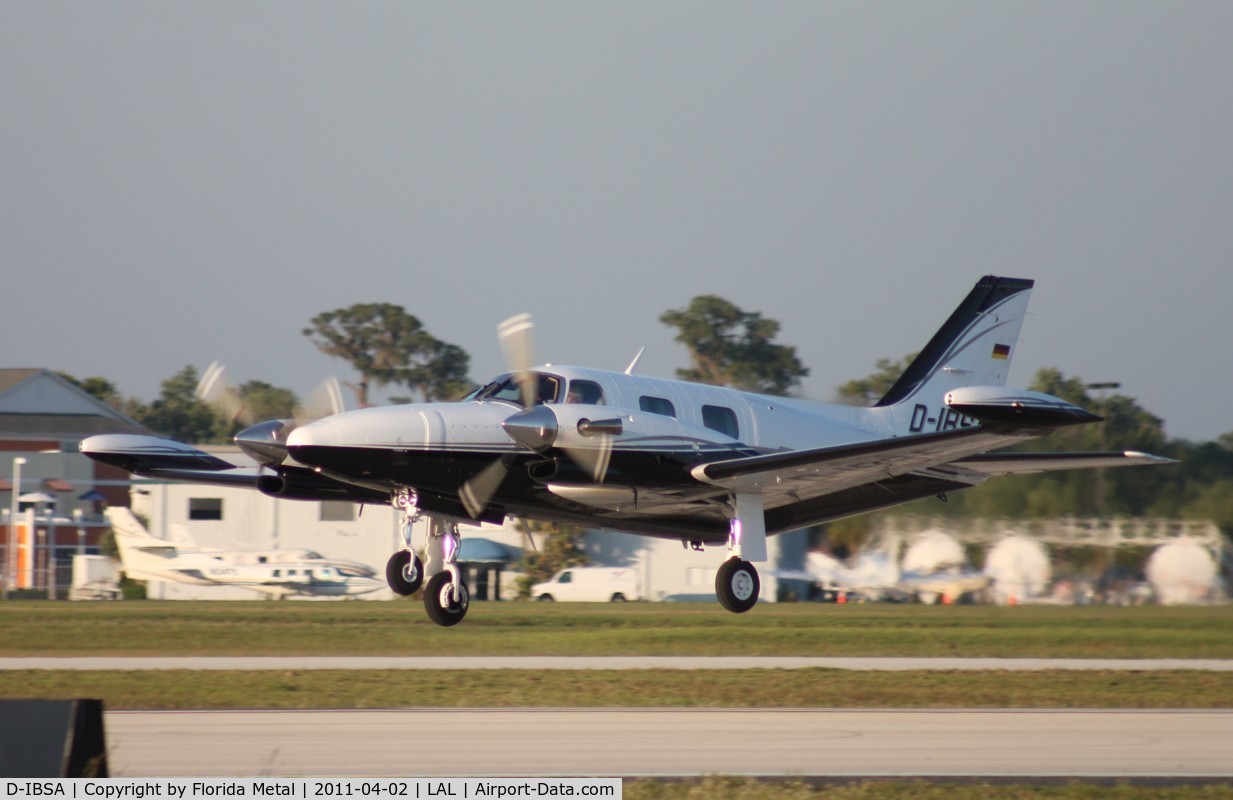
xmin=3 ymin=3 xmax=1229 ymax=441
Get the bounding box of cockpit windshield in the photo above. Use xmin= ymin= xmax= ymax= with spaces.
xmin=468 ymin=372 xmax=563 ymax=406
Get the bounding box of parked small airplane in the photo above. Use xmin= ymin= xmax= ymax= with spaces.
xmin=83 ymin=276 xmax=1172 ymax=625
xmin=778 ymin=548 xmax=992 ymax=604
xmin=105 ymin=507 xmax=385 ymax=599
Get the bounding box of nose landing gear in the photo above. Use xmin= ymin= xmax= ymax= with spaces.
xmin=386 ymin=486 xmax=470 ymax=627
xmin=387 ymin=488 xmax=425 ymax=596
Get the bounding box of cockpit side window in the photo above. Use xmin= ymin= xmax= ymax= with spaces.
xmin=565 ymin=380 xmax=605 ymax=405
xmin=473 ymin=373 xmax=562 ymax=406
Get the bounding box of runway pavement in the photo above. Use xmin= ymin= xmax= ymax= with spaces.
xmin=104 ymin=708 xmax=1233 ymax=778
xmin=8 ymin=656 xmax=1233 ymax=670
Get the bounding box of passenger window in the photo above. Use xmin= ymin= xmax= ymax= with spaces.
xmin=559 ymin=571 xmax=572 ymax=584
xmin=565 ymin=380 xmax=604 ymax=405
xmin=701 ymin=405 xmax=739 ymax=439
xmin=639 ymin=396 xmax=676 ymax=417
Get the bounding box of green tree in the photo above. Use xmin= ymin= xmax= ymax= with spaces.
xmin=130 ymin=366 xmax=220 ymax=444
xmin=237 ymin=380 xmax=299 ymax=422
xmin=304 ymin=303 xmax=472 ymax=406
xmin=834 ymin=353 xmax=917 ymax=406
xmin=58 ymin=372 xmax=126 ymax=410
xmin=210 ymin=380 xmax=301 ymax=440
xmin=407 ymin=340 xmax=473 ymax=402
xmin=659 ymin=295 xmax=808 ymax=396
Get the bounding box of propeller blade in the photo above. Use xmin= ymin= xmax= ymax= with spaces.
xmin=196 ymin=361 xmax=252 ymax=426
xmin=565 ymin=417 xmax=622 ymax=483
xmin=458 ymin=314 xmax=539 ymax=519
xmin=563 ymin=437 xmax=613 ymax=484
xmin=296 ymin=376 xmax=345 ymax=424
xmin=498 ymin=313 xmax=537 ymax=407
xmin=459 ymin=455 xmax=514 ymax=519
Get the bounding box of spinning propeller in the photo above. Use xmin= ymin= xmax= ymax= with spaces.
xmin=458 ymin=315 xmax=623 ymax=518
xmin=197 ymin=361 xmax=345 ymax=468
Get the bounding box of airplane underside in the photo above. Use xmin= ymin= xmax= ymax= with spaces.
xmin=278 ymin=441 xmax=984 ymax=625
xmin=287 ymin=443 xmax=976 ymax=539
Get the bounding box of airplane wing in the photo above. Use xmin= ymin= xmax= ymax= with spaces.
xmin=81 ymin=434 xmax=256 ymax=483
xmin=81 ymin=434 xmax=385 ymax=502
xmin=944 ymin=451 xmax=1176 ymax=475
xmin=689 ymin=427 xmax=1034 ymax=502
xmin=678 ymin=430 xmax=1175 ymax=537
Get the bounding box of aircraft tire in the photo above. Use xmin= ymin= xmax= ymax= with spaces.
xmin=424 ymin=572 xmax=469 ymax=627
xmin=386 ymin=551 xmax=424 ymax=596
xmin=715 ymin=558 xmax=759 ymax=613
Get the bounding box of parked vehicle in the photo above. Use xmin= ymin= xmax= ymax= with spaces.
xmin=532 ymin=567 xmax=641 ymax=602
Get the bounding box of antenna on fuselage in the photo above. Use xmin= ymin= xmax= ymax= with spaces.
xmin=624 ymin=347 xmax=646 ymax=375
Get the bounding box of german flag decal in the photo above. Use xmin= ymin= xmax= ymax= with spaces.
xmin=992 ymin=343 xmax=1011 ymax=360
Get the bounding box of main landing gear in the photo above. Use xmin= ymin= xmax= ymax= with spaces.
xmin=386 ymin=487 xmax=469 ymax=627
xmin=715 ymin=557 xmax=760 ymax=613
xmin=713 ymin=501 xmax=764 ymax=613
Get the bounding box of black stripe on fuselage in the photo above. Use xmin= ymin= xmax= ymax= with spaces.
xmin=288 ymin=446 xmax=972 ymax=540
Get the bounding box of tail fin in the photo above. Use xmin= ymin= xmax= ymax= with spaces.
xmin=105 ymin=507 xmax=178 ymax=580
xmin=874 ymin=276 xmax=1034 ymax=430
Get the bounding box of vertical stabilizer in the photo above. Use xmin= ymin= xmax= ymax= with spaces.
xmin=874 ymin=276 xmax=1034 ymax=432
xmin=104 ymin=507 xmax=178 ymax=581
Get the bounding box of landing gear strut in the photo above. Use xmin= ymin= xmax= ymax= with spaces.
xmin=423 ymin=518 xmax=468 ymax=626
xmin=714 ymin=498 xmax=764 ymax=614
xmin=387 ymin=488 xmax=424 ymax=596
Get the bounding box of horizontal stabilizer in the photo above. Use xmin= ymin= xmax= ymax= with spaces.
xmin=945 ymin=386 xmax=1102 ymax=429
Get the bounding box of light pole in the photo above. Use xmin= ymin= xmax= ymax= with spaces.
xmin=1084 ymin=383 xmax=1121 ymax=516
xmin=4 ymin=456 xmax=26 ymax=600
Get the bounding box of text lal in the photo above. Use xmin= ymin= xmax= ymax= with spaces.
xmin=428 ymin=784 xmax=583 ymax=797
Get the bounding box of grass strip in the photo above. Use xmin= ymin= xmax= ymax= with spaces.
xmin=3 ymin=669 xmax=1231 ymax=710
xmin=3 ymin=601 xmax=1233 ymax=658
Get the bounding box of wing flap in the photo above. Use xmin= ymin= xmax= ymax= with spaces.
xmin=690 ymin=428 xmax=1035 ymax=507
xmin=946 ymin=450 xmax=1177 ymax=476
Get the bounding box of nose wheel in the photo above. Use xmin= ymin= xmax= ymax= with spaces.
xmin=386 ymin=550 xmax=424 ymax=596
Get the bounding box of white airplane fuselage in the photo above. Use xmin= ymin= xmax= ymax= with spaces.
xmin=107 ymin=508 xmax=384 ymax=599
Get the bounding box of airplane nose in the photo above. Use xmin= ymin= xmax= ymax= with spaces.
xmin=286 ymin=414 xmax=367 ymax=454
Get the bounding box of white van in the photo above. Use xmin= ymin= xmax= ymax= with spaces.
xmin=531 ymin=567 xmax=641 ymax=602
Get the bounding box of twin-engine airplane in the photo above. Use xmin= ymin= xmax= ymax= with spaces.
xmin=82 ymin=276 xmax=1172 ymax=625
